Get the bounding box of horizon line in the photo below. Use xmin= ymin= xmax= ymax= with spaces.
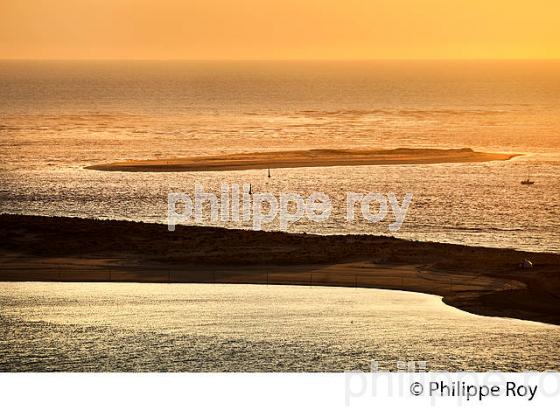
xmin=1 ymin=57 xmax=560 ymax=62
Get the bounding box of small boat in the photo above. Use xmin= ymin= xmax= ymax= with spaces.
xmin=521 ymin=168 xmax=535 ymax=185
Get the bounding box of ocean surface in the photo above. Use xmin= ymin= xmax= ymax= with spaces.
xmin=1 ymin=282 xmax=559 ymax=372
xmin=1 ymin=60 xmax=559 ymax=251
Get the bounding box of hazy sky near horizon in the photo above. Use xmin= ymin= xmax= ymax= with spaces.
xmin=1 ymin=0 xmax=558 ymax=59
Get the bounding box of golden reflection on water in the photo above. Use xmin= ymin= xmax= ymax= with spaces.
xmin=1 ymin=61 xmax=560 ymax=252
xmin=1 ymin=282 xmax=558 ymax=372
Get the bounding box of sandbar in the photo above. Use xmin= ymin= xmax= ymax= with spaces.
xmin=86 ymin=148 xmax=519 ymax=172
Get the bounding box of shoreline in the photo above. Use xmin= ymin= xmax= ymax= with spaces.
xmin=1 ymin=214 xmax=559 ymax=325
xmin=85 ymin=147 xmax=519 ymax=172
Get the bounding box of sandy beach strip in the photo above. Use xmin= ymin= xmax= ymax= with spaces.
xmin=85 ymin=148 xmax=520 ymax=172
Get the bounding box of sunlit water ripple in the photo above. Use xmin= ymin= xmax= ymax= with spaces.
xmin=1 ymin=61 xmax=559 ymax=252
xmin=1 ymin=283 xmax=559 ymax=372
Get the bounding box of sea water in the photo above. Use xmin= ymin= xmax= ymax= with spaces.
xmin=1 ymin=60 xmax=559 ymax=251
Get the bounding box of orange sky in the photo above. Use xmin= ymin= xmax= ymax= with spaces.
xmin=0 ymin=0 xmax=558 ymax=59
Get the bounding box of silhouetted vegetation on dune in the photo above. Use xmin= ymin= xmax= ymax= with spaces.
xmin=1 ymin=214 xmax=559 ymax=325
